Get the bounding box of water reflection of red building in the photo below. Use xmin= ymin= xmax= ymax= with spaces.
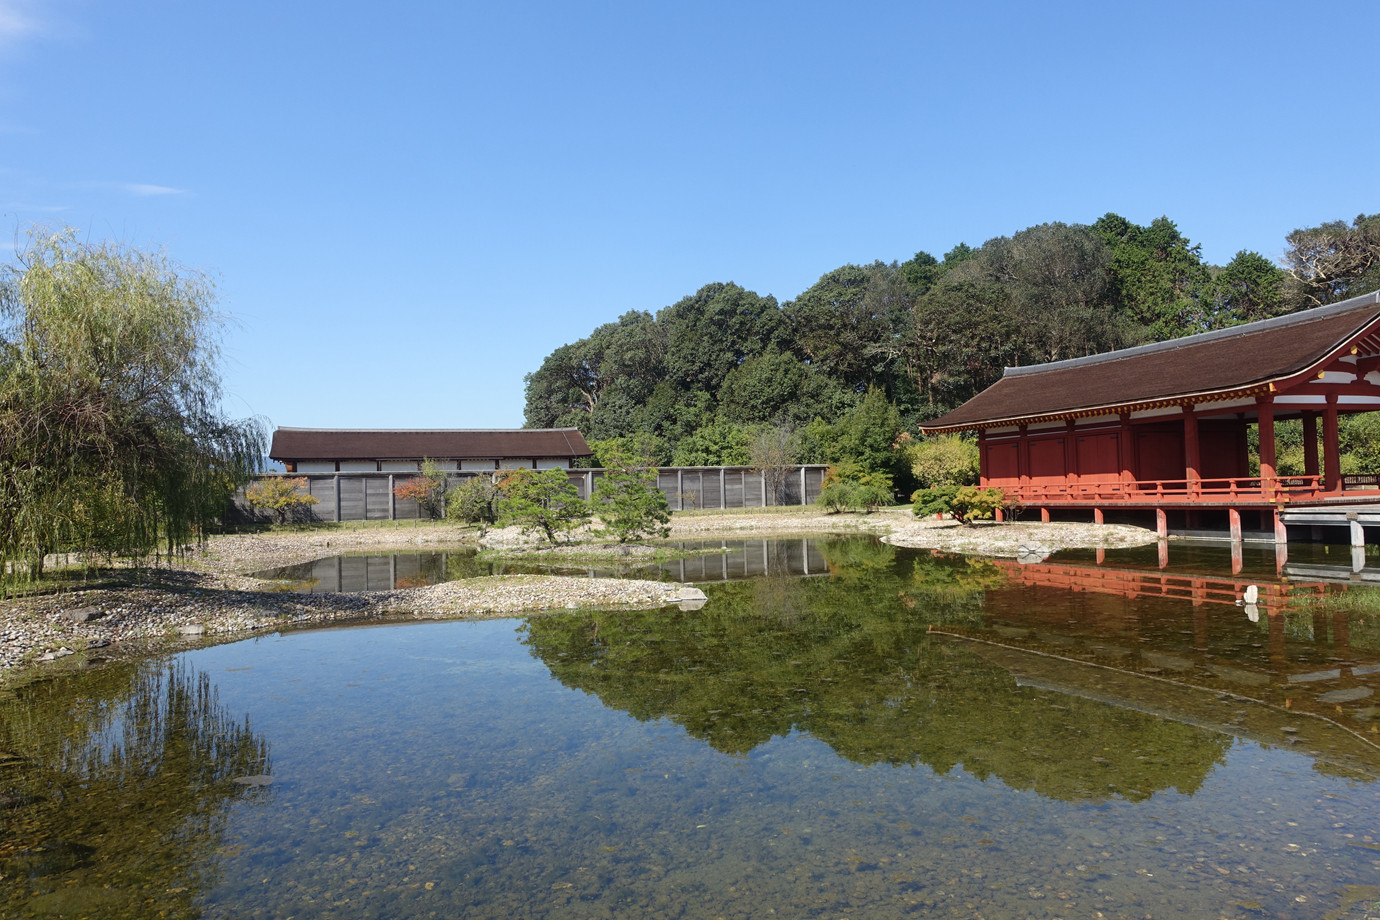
xmin=990 ymin=558 xmax=1312 ymax=615
xmin=937 ymin=557 xmax=1380 ymax=769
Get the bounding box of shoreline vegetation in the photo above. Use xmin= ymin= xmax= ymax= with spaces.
xmin=0 ymin=509 xmax=1159 ymax=684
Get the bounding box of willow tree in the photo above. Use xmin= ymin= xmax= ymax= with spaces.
xmin=0 ymin=230 xmax=263 ymax=578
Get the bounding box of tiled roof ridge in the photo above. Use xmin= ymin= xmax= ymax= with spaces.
xmin=1002 ymin=290 xmax=1380 ymax=379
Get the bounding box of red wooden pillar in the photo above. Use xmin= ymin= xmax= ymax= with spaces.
xmin=1182 ymin=404 xmax=1200 ymax=497
xmin=1017 ymin=424 xmax=1030 ymax=490
xmin=1257 ymin=396 xmax=1277 ymax=497
xmin=1118 ymin=412 xmax=1133 ymax=485
xmin=1323 ymin=393 xmax=1341 ymax=492
xmin=1237 ymin=418 xmax=1251 ymax=478
xmin=1065 ymin=420 xmax=1079 ymax=484
xmin=977 ymin=428 xmax=988 ymax=486
xmin=1301 ymin=411 xmax=1319 ymax=480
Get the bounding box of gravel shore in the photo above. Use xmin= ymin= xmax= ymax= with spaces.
xmin=0 ymin=510 xmax=1157 ymax=683
xmin=883 ymin=518 xmax=1159 ymax=555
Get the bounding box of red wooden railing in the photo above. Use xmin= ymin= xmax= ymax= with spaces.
xmin=999 ymin=475 xmax=1326 ymax=505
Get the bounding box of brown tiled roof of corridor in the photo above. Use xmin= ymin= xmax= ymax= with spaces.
xmin=269 ymin=428 xmax=592 ymax=461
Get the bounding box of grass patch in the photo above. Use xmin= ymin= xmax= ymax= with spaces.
xmin=1286 ymin=587 xmax=1380 ymax=652
xmin=1290 ymin=584 xmax=1380 ymax=617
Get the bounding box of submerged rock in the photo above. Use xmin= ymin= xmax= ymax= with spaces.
xmin=232 ymin=774 xmax=274 ymax=787
xmin=665 ymin=586 xmax=708 ymax=609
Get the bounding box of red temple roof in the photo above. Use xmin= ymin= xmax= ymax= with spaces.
xmin=921 ymin=291 xmax=1380 ymax=432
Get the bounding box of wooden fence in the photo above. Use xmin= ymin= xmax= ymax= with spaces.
xmin=229 ymin=466 xmax=830 ymax=524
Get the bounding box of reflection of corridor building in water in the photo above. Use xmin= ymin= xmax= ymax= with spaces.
xmin=921 ymin=290 xmax=1380 ymax=546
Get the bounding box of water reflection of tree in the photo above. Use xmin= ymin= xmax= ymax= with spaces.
xmin=523 ymin=538 xmax=1229 ymax=802
xmin=0 ymin=661 xmax=270 ymax=918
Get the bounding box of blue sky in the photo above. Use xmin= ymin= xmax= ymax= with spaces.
xmin=2 ymin=0 xmax=1377 ymax=431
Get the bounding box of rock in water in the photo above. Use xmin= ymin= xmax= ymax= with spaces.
xmin=60 ymin=607 xmax=100 ymax=624
xmin=665 ymin=586 xmax=708 ymax=606
xmin=232 ymin=774 xmax=274 ymax=787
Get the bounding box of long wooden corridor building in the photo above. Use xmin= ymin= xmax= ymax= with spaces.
xmin=920 ymin=290 xmax=1380 ymax=541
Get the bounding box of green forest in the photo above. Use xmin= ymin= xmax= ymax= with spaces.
xmin=524 ymin=212 xmax=1380 ymax=483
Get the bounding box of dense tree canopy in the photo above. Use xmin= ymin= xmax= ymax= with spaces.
xmin=523 ymin=211 xmax=1368 ymax=481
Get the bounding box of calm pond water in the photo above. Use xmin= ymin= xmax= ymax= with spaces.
xmin=252 ymin=538 xmax=833 ymax=591
xmin=5 ymin=536 xmax=1380 ymax=919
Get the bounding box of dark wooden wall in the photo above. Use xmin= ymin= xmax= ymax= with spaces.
xmin=229 ymin=466 xmax=830 ymax=524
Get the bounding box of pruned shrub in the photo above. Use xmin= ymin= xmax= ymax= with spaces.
xmin=446 ymin=475 xmax=501 ymax=531
xmin=816 ymin=462 xmax=894 ymax=513
xmin=906 ymin=435 xmax=979 ymax=488
xmin=246 ymin=477 xmax=319 ymax=524
xmin=912 ymin=484 xmax=1016 ymax=524
xmin=496 ymin=468 xmax=591 ymax=543
xmin=393 ymin=459 xmax=448 ymax=519
xmin=592 ymin=444 xmax=671 ymax=543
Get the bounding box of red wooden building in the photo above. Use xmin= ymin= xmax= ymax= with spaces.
xmin=919 ymin=290 xmax=1380 ymax=541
